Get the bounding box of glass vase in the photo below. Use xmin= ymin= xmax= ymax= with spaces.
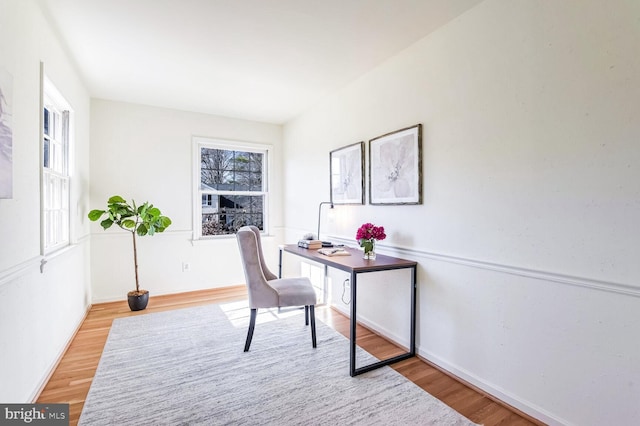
xmin=363 ymin=239 xmax=376 ymax=260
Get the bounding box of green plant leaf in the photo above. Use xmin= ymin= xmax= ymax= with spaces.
xmin=115 ymin=206 xmax=129 ymax=216
xmin=87 ymin=209 xmax=105 ymax=221
xmin=122 ymin=219 xmax=136 ymax=229
xmin=108 ymin=195 xmax=126 ymax=204
xmin=100 ymin=218 xmax=113 ymax=230
xmin=137 ymin=223 xmax=148 ymax=236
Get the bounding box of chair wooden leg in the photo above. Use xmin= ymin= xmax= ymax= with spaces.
xmin=309 ymin=305 xmax=317 ymax=348
xmin=305 ymin=305 xmax=309 ymax=325
xmin=244 ymin=308 xmax=257 ymax=352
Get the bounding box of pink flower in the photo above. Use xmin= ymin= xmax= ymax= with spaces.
xmin=356 ymin=223 xmax=386 ymax=243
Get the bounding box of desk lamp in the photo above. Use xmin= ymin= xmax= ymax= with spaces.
xmin=317 ymin=201 xmax=334 ymax=246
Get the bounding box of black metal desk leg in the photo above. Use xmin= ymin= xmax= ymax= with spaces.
xmin=278 ymin=247 xmax=283 ymax=278
xmin=351 ymin=265 xmax=417 ymax=377
xmin=410 ymin=265 xmax=416 ymax=356
xmin=349 ymin=270 xmax=357 ymax=377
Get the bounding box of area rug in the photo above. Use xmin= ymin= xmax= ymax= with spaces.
xmin=79 ymin=302 xmax=477 ymax=425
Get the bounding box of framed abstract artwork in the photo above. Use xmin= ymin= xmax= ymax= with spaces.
xmin=330 ymin=141 xmax=364 ymax=205
xmin=369 ymin=124 xmax=422 ymax=205
xmin=0 ymin=67 xmax=13 ymax=199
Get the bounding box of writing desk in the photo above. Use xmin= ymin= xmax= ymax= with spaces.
xmin=279 ymin=245 xmax=417 ymax=376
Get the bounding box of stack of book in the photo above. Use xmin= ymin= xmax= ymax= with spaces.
xmin=297 ymin=239 xmax=322 ymax=249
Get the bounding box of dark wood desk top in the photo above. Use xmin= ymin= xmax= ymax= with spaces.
xmin=282 ymin=244 xmax=417 ymax=273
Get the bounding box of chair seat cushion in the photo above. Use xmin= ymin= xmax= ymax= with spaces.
xmin=268 ymin=277 xmax=316 ymax=307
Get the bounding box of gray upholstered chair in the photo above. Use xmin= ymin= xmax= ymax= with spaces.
xmin=236 ymin=226 xmax=317 ymax=352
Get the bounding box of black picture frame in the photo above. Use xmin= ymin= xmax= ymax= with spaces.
xmin=369 ymin=124 xmax=422 ymax=205
xmin=330 ymin=141 xmax=365 ymax=205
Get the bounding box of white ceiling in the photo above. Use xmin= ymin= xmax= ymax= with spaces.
xmin=37 ymin=0 xmax=483 ymax=124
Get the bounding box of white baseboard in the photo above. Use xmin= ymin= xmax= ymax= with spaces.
xmin=417 ymin=348 xmax=570 ymax=426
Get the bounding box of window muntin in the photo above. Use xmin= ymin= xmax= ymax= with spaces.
xmin=196 ymin=141 xmax=268 ymax=237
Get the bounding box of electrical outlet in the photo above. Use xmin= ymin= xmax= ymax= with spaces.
xmin=182 ymin=262 xmax=191 ymax=272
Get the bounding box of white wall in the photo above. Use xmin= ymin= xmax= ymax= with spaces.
xmin=282 ymin=1 xmax=640 ymax=424
xmin=89 ymin=100 xmax=283 ymax=302
xmin=0 ymin=0 xmax=92 ymax=402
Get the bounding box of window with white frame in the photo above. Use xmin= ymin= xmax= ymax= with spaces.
xmin=195 ymin=138 xmax=269 ymax=238
xmin=42 ymin=79 xmax=71 ymax=253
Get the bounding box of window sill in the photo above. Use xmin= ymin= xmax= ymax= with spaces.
xmin=191 ymin=233 xmax=275 ymax=246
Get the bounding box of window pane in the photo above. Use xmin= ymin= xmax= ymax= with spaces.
xmin=44 ymin=108 xmax=50 ymax=136
xmin=229 ymin=171 xmax=262 ymax=191
xmin=52 ymin=142 xmax=61 ymax=172
xmin=233 ymin=151 xmax=251 ymax=171
xmin=43 ymin=137 xmax=50 ymax=168
xmin=219 ymin=170 xmax=235 ymax=188
xmin=248 ymin=152 xmax=263 ymax=172
xmin=52 ymin=111 xmax=60 ymax=140
xmin=233 ymin=172 xmax=251 ymax=191
xmin=201 ymin=195 xmax=264 ymax=236
xmin=201 ymin=147 xmax=231 ymax=187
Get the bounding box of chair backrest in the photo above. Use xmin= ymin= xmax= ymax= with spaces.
xmin=244 ymin=225 xmax=278 ymax=281
xmin=236 ymin=226 xmax=278 ymax=308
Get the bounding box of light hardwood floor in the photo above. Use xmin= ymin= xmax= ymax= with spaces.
xmin=37 ymin=287 xmax=543 ymax=425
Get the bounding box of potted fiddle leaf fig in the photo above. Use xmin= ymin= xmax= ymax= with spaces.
xmin=88 ymin=195 xmax=172 ymax=311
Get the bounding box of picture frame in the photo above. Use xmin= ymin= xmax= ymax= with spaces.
xmin=0 ymin=67 xmax=13 ymax=199
xmin=369 ymin=124 xmax=422 ymax=205
xmin=330 ymin=141 xmax=365 ymax=205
